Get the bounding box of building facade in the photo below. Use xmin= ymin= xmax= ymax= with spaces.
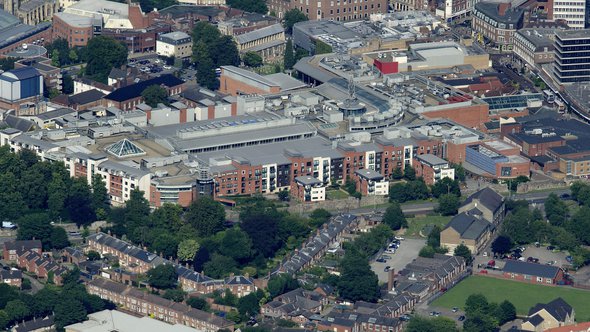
xmin=553 ymin=29 xmax=590 ymax=84
xmin=267 ymin=0 xmax=388 ymax=21
xmin=472 ymin=2 xmax=524 ymax=51
xmin=156 ymin=31 xmax=192 ymax=59
xmin=513 ymin=28 xmax=557 ymax=67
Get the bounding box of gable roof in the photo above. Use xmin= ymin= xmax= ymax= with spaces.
xmin=69 ymin=89 xmax=106 ymax=105
xmin=444 ymin=212 xmax=491 ymax=240
xmin=104 ymin=74 xmax=183 ymax=102
xmin=463 ymin=187 xmax=504 ymax=213
xmin=503 ymin=261 xmax=561 ymax=279
xmin=526 ymin=314 xmax=544 ymax=326
xmin=528 ymin=297 xmax=573 ymax=322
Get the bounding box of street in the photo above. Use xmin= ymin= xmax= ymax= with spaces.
xmin=490 ymin=54 xmax=536 ymax=92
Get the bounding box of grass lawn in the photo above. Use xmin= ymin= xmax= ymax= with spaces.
xmin=327 ymin=189 xmax=349 ymax=200
xmin=404 ymin=215 xmax=451 ymax=238
xmin=432 ymin=276 xmax=590 ymax=321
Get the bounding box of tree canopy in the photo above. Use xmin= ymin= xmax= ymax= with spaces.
xmin=226 ymin=0 xmax=267 ymax=13
xmin=283 ymin=9 xmax=308 ymax=34
xmin=85 ymin=36 xmax=128 ymax=83
xmin=147 ymin=265 xmax=178 ymax=289
xmin=141 ymin=85 xmax=168 ymax=108
xmin=382 ymin=201 xmax=407 ymax=230
xmin=437 ymin=193 xmax=460 ymax=216
xmin=242 ymin=51 xmax=263 ymax=67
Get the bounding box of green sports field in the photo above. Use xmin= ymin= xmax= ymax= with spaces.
xmin=431 ymin=276 xmax=590 ymax=320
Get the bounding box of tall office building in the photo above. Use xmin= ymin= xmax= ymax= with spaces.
xmin=551 ymin=0 xmax=587 ymax=29
xmin=553 ymin=29 xmax=590 ymax=84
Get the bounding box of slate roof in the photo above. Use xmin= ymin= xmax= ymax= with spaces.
xmin=276 ymin=214 xmax=356 ymax=274
xmin=69 ymin=89 xmax=106 ymax=105
xmin=503 ymin=260 xmax=561 ymax=279
xmin=3 ymin=240 xmax=42 ymax=253
xmin=1 ymin=66 xmax=41 ymax=81
xmin=527 ymin=314 xmax=544 ymax=326
xmin=462 ymin=187 xmax=504 ymax=214
xmin=528 ymin=297 xmax=573 ymax=322
xmin=104 ymin=74 xmax=183 ymax=102
xmin=236 ymin=24 xmax=284 ymax=45
xmin=3 ymin=115 xmax=35 ymax=132
xmin=13 ymin=315 xmax=54 ymax=332
xmin=0 ymin=269 xmax=22 ymax=279
xmin=398 ymin=254 xmax=465 ymax=282
xmin=225 ymin=275 xmax=254 ymax=285
xmin=444 ymin=212 xmax=491 ymax=240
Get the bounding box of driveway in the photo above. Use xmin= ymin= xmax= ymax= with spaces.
xmin=371 ymin=238 xmax=425 ymax=283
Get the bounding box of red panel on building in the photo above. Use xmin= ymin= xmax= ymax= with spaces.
xmin=374 ymin=59 xmax=399 ymax=74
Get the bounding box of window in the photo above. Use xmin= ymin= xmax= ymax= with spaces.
xmin=537 ymin=277 xmax=543 ymax=282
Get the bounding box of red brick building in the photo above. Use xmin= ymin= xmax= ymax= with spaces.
xmin=413 ymin=154 xmax=455 ymax=185
xmin=103 ymin=74 xmax=184 ymax=111
xmin=0 ymin=269 xmax=22 ymax=288
xmin=267 ymin=0 xmax=387 ymax=21
xmin=2 ymin=240 xmax=42 ymax=262
xmin=502 ymin=261 xmax=565 ymax=285
xmin=421 ymin=103 xmax=490 ymax=131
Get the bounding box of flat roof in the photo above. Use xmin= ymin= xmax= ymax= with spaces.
xmin=355 ymin=168 xmax=383 ymax=180
xmin=416 ymin=153 xmax=448 ymax=166
xmin=555 ymin=29 xmax=590 ymax=40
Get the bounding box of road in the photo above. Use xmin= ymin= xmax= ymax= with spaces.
xmin=490 ymin=54 xmax=536 ymax=92
xmin=350 ymin=188 xmax=569 ymax=216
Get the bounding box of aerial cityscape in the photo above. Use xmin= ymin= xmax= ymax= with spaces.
xmin=0 ymin=0 xmax=589 ymax=330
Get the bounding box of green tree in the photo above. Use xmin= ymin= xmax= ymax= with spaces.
xmin=16 ymin=213 xmax=52 ymax=249
xmin=404 ymin=166 xmax=416 ymax=180
xmin=437 ymin=194 xmax=460 ymax=216
xmin=431 ymin=178 xmax=461 ymax=198
xmin=391 ymin=167 xmax=403 ymax=180
xmin=147 ymin=265 xmax=178 ymax=289
xmin=219 ymin=227 xmax=253 ymax=263
xmin=163 ymin=288 xmax=186 ymax=302
xmin=545 ymin=193 xmax=568 ymax=227
xmin=284 ymin=39 xmax=295 ymax=70
xmin=151 ymin=233 xmax=179 ymax=260
xmin=213 ymin=36 xmax=241 ymax=67
xmin=5 ymin=299 xmax=30 ymax=323
xmin=243 ymin=51 xmax=263 ymax=67
xmin=66 ymin=177 xmax=95 ymax=227
xmin=267 ymin=274 xmax=299 ymax=298
xmin=427 ymin=225 xmax=442 ymax=248
xmin=451 ymin=163 xmax=466 ymax=182
xmin=69 ymin=49 xmax=78 ymax=63
xmin=54 ymin=298 xmax=87 ymax=330
xmin=0 ymin=172 xmax=28 ymax=220
xmin=51 ymin=49 xmax=60 ymax=67
xmin=571 ymin=181 xmax=586 ymax=202
xmin=567 ymin=206 xmax=590 ymax=245
xmin=465 ymin=293 xmax=489 ymax=316
xmin=0 ymin=57 xmax=17 ymax=71
xmin=0 ymin=310 xmax=8 ymax=330
xmin=203 ymin=254 xmax=237 ymax=279
xmin=337 ymin=250 xmax=380 ymax=302
xmin=463 ymin=312 xmax=497 ymax=332
xmin=85 ymin=36 xmax=128 ymax=83
xmin=193 ymin=42 xmax=218 ymax=90
xmin=454 ymin=244 xmax=472 ymax=264
xmin=50 ymin=227 xmax=70 ymax=249
xmin=283 ymin=8 xmax=308 ymax=34
xmin=48 ymin=172 xmax=68 ymax=219
xmin=389 ymin=183 xmax=408 ymax=203
xmin=186 ymin=197 xmax=225 ymax=237
xmin=123 ymin=189 xmax=151 ymax=243
xmin=240 ymin=203 xmax=281 ymax=257
xmin=87 ymin=250 xmax=101 ymax=261
xmin=62 ymin=73 xmax=74 ymax=94
xmin=278 ymin=189 xmax=289 ymax=201
xmin=177 ymin=239 xmax=200 ymax=262
xmin=406 ymin=316 xmax=459 ymax=332
xmin=495 ymin=300 xmax=516 ymax=325
xmin=187 ymin=297 xmax=210 ymax=311
xmin=237 ymin=293 xmax=260 ymax=318
xmin=491 ymin=235 xmax=512 ymax=255
xmin=314 ymin=40 xmax=332 ymax=55
xmin=419 ymin=245 xmax=436 ymax=258
xmin=382 ymin=201 xmax=407 ymax=230
xmin=310 ymin=208 xmax=331 ymax=227
xmin=226 ymin=0 xmax=267 ymax=13
xmin=91 ymin=174 xmax=110 ymax=220
xmin=141 ymin=84 xmax=168 ymax=108
xmin=192 ymin=21 xmax=221 ymax=45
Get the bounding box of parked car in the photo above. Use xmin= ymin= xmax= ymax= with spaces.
xmin=384 ymin=266 xmax=391 ymax=272
xmin=400 ymin=314 xmax=411 ymax=321
xmin=381 ymin=255 xmax=392 ymax=259
xmin=518 ymin=246 xmax=526 ymax=252
xmin=395 ymin=236 xmax=405 ymax=241
xmin=487 ymin=260 xmax=495 ymax=267
xmin=458 ymin=316 xmax=466 ymax=321
xmin=376 ymin=258 xmax=386 ymax=263
xmin=386 ymin=249 xmax=396 ymax=254
xmin=546 ymin=260 xmax=556 ymax=265
xmin=566 ymin=256 xmax=573 ymax=263
xmin=527 ymin=257 xmax=539 ymax=263
xmin=429 ymin=311 xmax=440 ymax=317
xmin=483 ymin=251 xmax=488 ymax=257
xmin=560 ymin=193 xmax=571 ymax=200
xmin=452 ymin=307 xmax=459 ymax=313
xmin=547 ymin=245 xmax=556 ymax=251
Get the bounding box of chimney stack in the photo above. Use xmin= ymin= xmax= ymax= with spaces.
xmin=387 ymin=268 xmax=396 ymax=292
